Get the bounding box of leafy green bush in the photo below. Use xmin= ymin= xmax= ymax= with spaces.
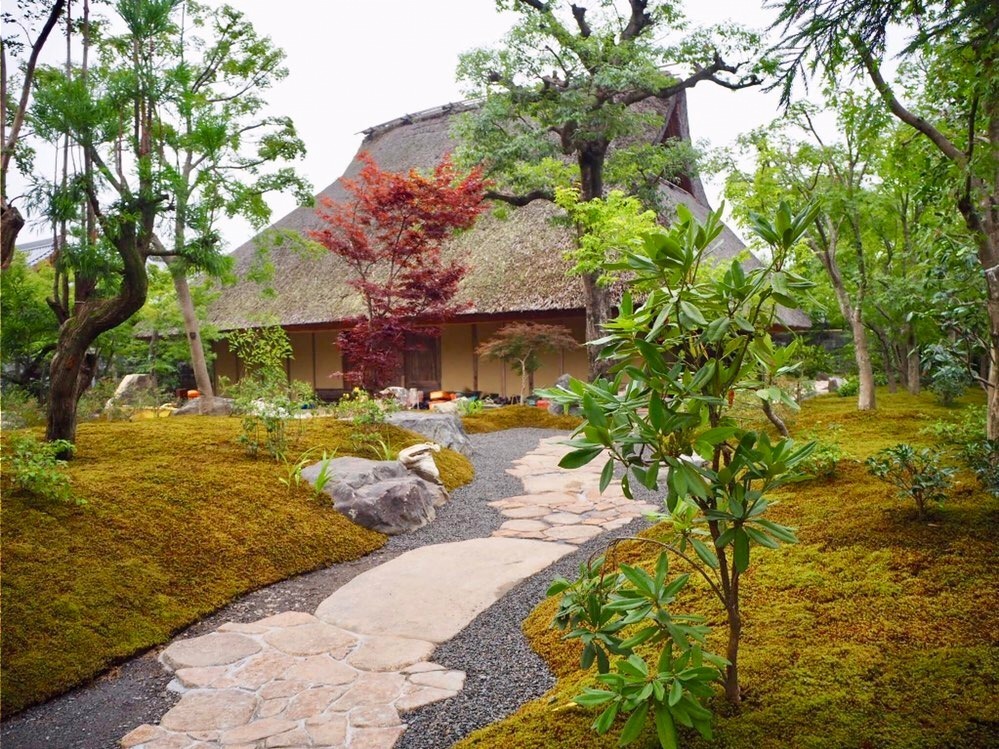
xmin=2 ymin=433 xmax=79 ymax=504
xmin=334 ymin=387 xmax=398 ymax=425
xmin=962 ymin=439 xmax=999 ymax=496
xmin=836 ymin=376 xmax=859 ymax=397
xmin=924 ymin=345 xmax=971 ymax=405
xmin=0 ymin=387 xmax=46 ymax=428
xmin=223 ymin=327 xmax=316 ymax=460
xmin=922 ymin=407 xmax=996 ymax=495
xmin=548 ymin=552 xmax=724 ymax=746
xmin=865 ymin=444 xmax=954 ymax=520
xmin=795 ymin=434 xmax=843 ymax=479
xmin=456 ymin=397 xmax=484 ymax=416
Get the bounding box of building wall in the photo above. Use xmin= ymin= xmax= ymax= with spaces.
xmin=443 ymin=316 xmax=587 ymax=397
xmin=212 ymin=314 xmax=585 ymax=398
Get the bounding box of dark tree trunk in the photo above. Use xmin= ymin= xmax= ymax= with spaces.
xmin=1 ymin=199 xmax=24 ymax=270
xmin=578 ymin=142 xmax=614 ymax=381
xmin=46 ymin=223 xmax=150 ymax=451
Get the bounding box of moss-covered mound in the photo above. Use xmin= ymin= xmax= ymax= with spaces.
xmin=458 ymin=391 xmax=998 ymax=749
xmin=0 ymin=415 xmax=473 ymax=716
xmin=463 ymin=405 xmax=583 ymax=433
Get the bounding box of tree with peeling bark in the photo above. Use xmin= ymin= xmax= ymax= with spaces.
xmin=0 ymin=0 xmax=67 ymax=270
xmin=455 ymin=0 xmax=767 ymax=380
xmin=154 ymin=2 xmax=310 ymax=413
xmin=770 ymin=0 xmax=999 ymax=439
xmin=476 ymin=322 xmax=580 ymax=403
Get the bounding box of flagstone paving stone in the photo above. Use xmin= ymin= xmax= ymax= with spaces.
xmin=122 ymin=434 xmax=655 ymax=749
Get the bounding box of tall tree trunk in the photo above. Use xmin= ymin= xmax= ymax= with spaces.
xmin=814 ymin=229 xmax=876 ymax=410
xmin=850 ymin=313 xmax=877 ymax=410
xmin=47 ymin=223 xmax=150 ymax=452
xmin=905 ymin=326 xmax=921 ymax=395
xmin=578 ymin=143 xmax=614 ymax=381
xmin=167 ymin=259 xmax=215 ymax=410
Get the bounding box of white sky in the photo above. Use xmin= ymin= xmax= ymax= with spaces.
xmin=12 ymin=0 xmax=826 ymax=246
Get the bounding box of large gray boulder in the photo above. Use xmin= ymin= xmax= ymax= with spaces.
xmin=171 ymin=396 xmax=235 ymax=416
xmin=303 ymin=456 xmax=448 ymax=535
xmin=384 ymin=412 xmax=472 ymax=456
xmin=302 ymin=456 xmax=407 ymax=489
xmin=104 ymin=373 xmax=157 ymax=411
xmin=332 ymin=477 xmax=445 ymax=535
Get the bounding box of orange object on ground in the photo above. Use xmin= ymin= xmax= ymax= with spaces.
xmin=187 ymin=390 xmax=200 ymax=399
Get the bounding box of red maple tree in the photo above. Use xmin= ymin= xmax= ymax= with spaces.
xmin=309 ymin=152 xmax=486 ymax=390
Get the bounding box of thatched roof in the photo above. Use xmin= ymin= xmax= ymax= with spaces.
xmin=208 ymin=94 xmax=810 ymax=331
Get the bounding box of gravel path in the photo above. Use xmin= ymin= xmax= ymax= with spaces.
xmin=2 ymin=428 xmax=612 ymax=749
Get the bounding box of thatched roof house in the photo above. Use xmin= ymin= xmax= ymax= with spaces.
xmin=209 ymin=92 xmax=809 ymax=398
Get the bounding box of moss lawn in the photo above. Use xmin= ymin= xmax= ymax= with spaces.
xmin=0 ymin=415 xmax=473 ymax=716
xmin=458 ymin=389 xmax=998 ymax=749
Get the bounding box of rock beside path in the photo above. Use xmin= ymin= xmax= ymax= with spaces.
xmin=304 ymin=456 xmax=448 ymax=535
xmin=385 ymin=412 xmax=472 ymax=455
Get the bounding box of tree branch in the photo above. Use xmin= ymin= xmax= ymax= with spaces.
xmin=1 ymin=0 xmax=67 ymax=185
xmin=570 ymin=4 xmax=591 ymax=37
xmin=854 ymin=38 xmax=967 ymax=168
xmin=622 ymin=0 xmax=653 ymax=40
xmin=485 ymin=188 xmax=554 ymax=206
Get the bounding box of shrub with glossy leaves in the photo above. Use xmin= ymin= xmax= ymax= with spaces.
xmin=865 ymin=443 xmax=954 ymax=520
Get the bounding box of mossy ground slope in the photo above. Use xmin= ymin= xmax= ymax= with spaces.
xmin=0 ymin=415 xmax=473 ymax=716
xmin=459 ymin=390 xmax=998 ymax=749
xmin=463 ymin=405 xmax=582 ymax=433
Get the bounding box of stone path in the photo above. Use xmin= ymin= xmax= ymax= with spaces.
xmin=121 ymin=436 xmax=657 ymax=749
xmin=491 ymin=436 xmax=657 ymax=545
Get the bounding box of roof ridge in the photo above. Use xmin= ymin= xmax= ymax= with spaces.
xmin=358 ymin=99 xmax=479 ymax=141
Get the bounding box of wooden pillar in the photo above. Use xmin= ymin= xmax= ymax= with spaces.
xmin=311 ymin=332 xmax=318 ymax=389
xmin=471 ymin=324 xmax=479 ymax=391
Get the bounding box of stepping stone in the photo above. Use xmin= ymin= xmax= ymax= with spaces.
xmin=501 ymin=505 xmax=550 ymax=519
xmin=350 ymin=725 xmax=406 ymax=749
xmin=408 ymin=669 xmax=465 ymax=691
xmin=305 ymin=716 xmax=347 ymax=746
xmin=498 ymin=518 xmax=548 ymax=533
xmin=395 ymin=684 xmax=459 ymax=712
xmin=543 ymin=524 xmax=603 ymax=543
xmin=347 ymin=635 xmax=436 ymax=671
xmin=262 ymin=621 xmax=357 ymax=657
xmin=159 ymin=689 xmax=258 ymax=731
xmin=544 ymin=512 xmax=585 ymax=525
xmin=315 ymin=538 xmax=572 ymax=643
xmin=220 ymin=717 xmax=297 ymax=744
xmin=284 ymin=655 xmax=358 ymax=686
xmin=160 ymin=632 xmax=261 ymax=671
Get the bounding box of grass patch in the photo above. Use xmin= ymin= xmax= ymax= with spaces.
xmin=463 ymin=405 xmax=583 ymax=434
xmin=0 ymin=415 xmax=473 ymax=716
xmin=458 ymin=391 xmax=998 ymax=749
